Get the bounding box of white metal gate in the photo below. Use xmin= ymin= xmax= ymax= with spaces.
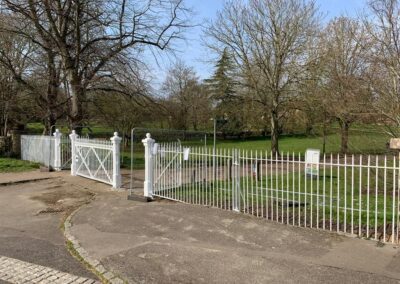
xmin=59 ymin=136 xmax=72 ymax=169
xmin=70 ymin=131 xmax=121 ymax=188
xmin=153 ymin=142 xmax=183 ymax=199
xmin=75 ymin=138 xmax=113 ymax=184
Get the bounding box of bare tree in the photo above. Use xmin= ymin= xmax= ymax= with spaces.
xmin=0 ymin=18 xmax=41 ymax=135
xmin=162 ymin=61 xmax=210 ymax=130
xmin=205 ymin=0 xmax=320 ymax=155
xmin=2 ymin=0 xmax=190 ymax=131
xmin=90 ymin=58 xmax=155 ymax=143
xmin=0 ymin=12 xmax=65 ymax=132
xmin=365 ymin=0 xmax=400 ymax=136
xmin=322 ymin=17 xmax=373 ymax=153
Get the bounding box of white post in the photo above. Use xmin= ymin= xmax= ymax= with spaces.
xmin=53 ymin=129 xmax=62 ymax=171
xmin=233 ymin=149 xmax=240 ymax=212
xmin=142 ymin=133 xmax=155 ymax=198
xmin=69 ymin=130 xmax=78 ymax=176
xmin=111 ymin=132 xmax=122 ymax=189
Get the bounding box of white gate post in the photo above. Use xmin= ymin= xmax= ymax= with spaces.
xmin=142 ymin=133 xmax=155 ymax=198
xmin=69 ymin=130 xmax=78 ymax=176
xmin=232 ymin=149 xmax=240 ymax=212
xmin=111 ymin=132 xmax=122 ymax=189
xmin=53 ymin=129 xmax=62 ymax=171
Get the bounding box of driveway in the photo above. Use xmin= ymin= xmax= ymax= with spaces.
xmin=71 ymin=191 xmax=400 ymax=283
xmin=2 ymin=170 xmax=400 ymax=283
xmin=0 ymin=171 xmax=103 ymax=282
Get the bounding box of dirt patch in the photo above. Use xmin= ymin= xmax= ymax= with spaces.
xmin=31 ymin=183 xmax=95 ymax=217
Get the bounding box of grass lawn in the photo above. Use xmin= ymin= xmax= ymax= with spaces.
xmin=25 ymin=123 xmax=393 ymax=170
xmin=26 ymin=122 xmax=115 ymax=137
xmin=125 ymin=129 xmax=392 ymax=169
xmin=26 ymin=122 xmax=46 ymax=134
xmin=0 ymin=158 xmax=40 ymax=173
xmin=183 ymin=132 xmax=391 ymax=154
xmin=28 ymin=122 xmax=392 ymax=154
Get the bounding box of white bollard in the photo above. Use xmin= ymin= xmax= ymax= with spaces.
xmin=53 ymin=129 xmax=62 ymax=171
xmin=142 ymin=133 xmax=155 ymax=198
xmin=111 ymin=132 xmax=122 ymax=189
xmin=69 ymin=130 xmax=78 ymax=176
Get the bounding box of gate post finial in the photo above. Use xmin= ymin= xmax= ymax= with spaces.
xmin=53 ymin=129 xmax=62 ymax=171
xmin=69 ymin=130 xmax=78 ymax=176
xmin=142 ymin=133 xmax=155 ymax=198
xmin=111 ymin=132 xmax=122 ymax=189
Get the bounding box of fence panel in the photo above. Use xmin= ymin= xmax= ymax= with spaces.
xmin=150 ymin=142 xmax=400 ymax=244
xmin=21 ymin=134 xmax=71 ymax=169
xmin=21 ymin=135 xmax=54 ymax=167
xmin=60 ymin=136 xmax=71 ymax=169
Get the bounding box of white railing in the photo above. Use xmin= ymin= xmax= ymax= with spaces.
xmin=21 ymin=135 xmax=54 ymax=167
xmin=70 ymin=131 xmax=121 ymax=188
xmin=143 ymin=136 xmax=400 ymax=244
xmin=59 ymin=136 xmax=71 ymax=169
xmin=21 ymin=129 xmax=71 ymax=170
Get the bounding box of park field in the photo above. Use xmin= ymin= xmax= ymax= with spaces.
xmin=24 ymin=122 xmax=394 ymax=169
xmin=124 ymin=129 xmax=392 ymax=169
xmin=0 ymin=158 xmax=40 ymax=173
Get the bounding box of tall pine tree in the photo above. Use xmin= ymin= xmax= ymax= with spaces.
xmin=206 ymin=48 xmax=243 ymax=137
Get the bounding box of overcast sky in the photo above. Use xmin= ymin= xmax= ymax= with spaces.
xmin=150 ymin=0 xmax=366 ymax=87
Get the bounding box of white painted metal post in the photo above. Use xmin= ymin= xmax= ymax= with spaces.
xmin=53 ymin=129 xmax=62 ymax=171
xmin=213 ymin=119 xmax=216 ymax=182
xmin=69 ymin=130 xmax=78 ymax=176
xmin=111 ymin=132 xmax=122 ymax=189
xmin=142 ymin=133 xmax=155 ymax=198
xmin=232 ymin=149 xmax=240 ymax=212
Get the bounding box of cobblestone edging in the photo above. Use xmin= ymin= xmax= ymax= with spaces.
xmin=0 ymin=255 xmax=100 ymax=284
xmin=64 ymin=209 xmax=126 ymax=284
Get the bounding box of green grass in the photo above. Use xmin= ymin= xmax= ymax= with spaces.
xmin=26 ymin=122 xmax=393 ymax=169
xmin=0 ymin=158 xmax=40 ymax=173
xmin=121 ymin=150 xmax=144 ymax=169
xmin=26 ymin=122 xmax=116 ymax=137
xmin=181 ymin=132 xmax=390 ymax=154
xmin=26 ymin=122 xmax=46 ymax=134
xmin=126 ymin=129 xmax=391 ymax=170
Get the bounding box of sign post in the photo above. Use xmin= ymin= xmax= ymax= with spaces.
xmin=305 ymin=149 xmax=320 ymax=179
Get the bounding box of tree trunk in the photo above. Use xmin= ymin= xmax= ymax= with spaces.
xmin=322 ymin=121 xmax=326 ymax=155
xmin=44 ymin=51 xmax=60 ymax=134
xmin=2 ymin=101 xmax=9 ymax=136
xmin=67 ymin=70 xmax=84 ymax=134
xmin=271 ymin=109 xmax=280 ymax=156
xmin=305 ymin=120 xmax=313 ymax=136
xmin=44 ymin=114 xmax=56 ymax=135
xmin=2 ymin=114 xmax=8 ymax=137
xmin=193 ymin=116 xmax=198 ymax=131
xmin=339 ymin=119 xmax=350 ymax=154
xmin=322 ymin=112 xmax=327 ymax=155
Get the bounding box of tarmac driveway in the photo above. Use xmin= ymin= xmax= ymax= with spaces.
xmin=0 ymin=172 xmax=100 ymax=281
xmin=2 ymin=170 xmax=400 ymax=283
xmin=71 ymin=192 xmax=400 ymax=284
